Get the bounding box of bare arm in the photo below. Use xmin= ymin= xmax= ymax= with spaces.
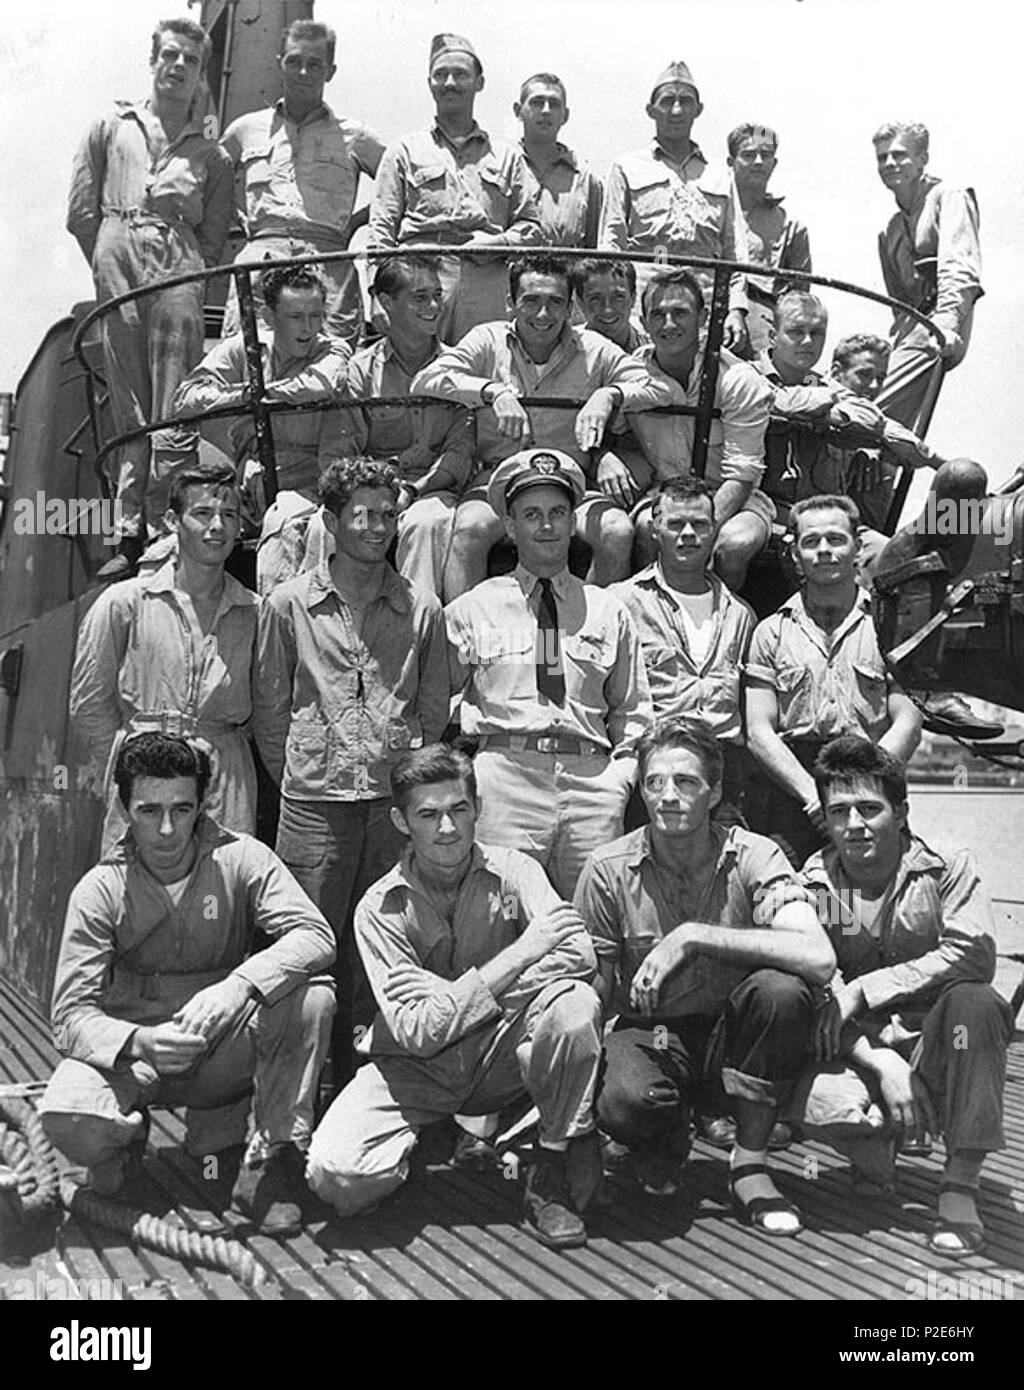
xmin=745 ymin=678 xmax=818 ymax=808
xmin=877 ymin=688 xmax=922 ymax=766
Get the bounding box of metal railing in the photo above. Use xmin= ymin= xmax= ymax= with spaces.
xmin=70 ymin=245 xmax=948 ymax=532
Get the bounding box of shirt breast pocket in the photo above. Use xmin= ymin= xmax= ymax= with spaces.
xmin=240 ymin=144 xmax=274 ymax=191
xmin=775 ymin=661 xmax=813 ymax=725
xmin=564 ymin=629 xmax=614 ymax=678
xmin=626 ymin=175 xmax=672 ymax=232
xmin=478 ymin=162 xmax=512 ymax=219
xmin=408 ymin=163 xmax=452 ymax=219
xmin=851 ymin=660 xmax=889 ymax=725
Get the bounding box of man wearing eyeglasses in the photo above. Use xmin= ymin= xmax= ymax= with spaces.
xmin=221 ymin=19 xmax=385 ymax=351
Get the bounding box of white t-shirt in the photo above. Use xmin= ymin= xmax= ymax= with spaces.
xmin=675 ymin=588 xmax=716 ymax=667
xmin=164 ymin=876 xmax=191 ymax=907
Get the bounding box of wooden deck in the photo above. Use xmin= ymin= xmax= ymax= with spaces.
xmin=2 ymin=974 xmax=1022 ymax=1302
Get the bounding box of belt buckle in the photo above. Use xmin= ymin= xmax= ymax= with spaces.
xmin=536 ymin=736 xmax=558 ymax=753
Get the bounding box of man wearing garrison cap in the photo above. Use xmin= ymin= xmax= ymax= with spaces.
xmin=368 ymin=34 xmax=541 ymax=341
xmin=445 ymin=448 xmax=653 ymax=901
xmin=599 ymin=60 xmax=749 ymax=354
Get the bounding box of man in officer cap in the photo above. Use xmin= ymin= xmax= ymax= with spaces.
xmin=599 ymin=60 xmax=748 ymax=353
xmin=368 ymin=33 xmax=541 ymax=342
xmin=446 ymin=447 xmax=653 ymax=899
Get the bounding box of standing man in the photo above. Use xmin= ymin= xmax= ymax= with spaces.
xmin=802 ymin=735 xmax=1012 ymax=1255
xmin=171 ymin=265 xmax=349 ymax=594
xmin=514 ymin=73 xmax=602 ymax=249
xmin=727 ymin=123 xmax=812 ymax=356
xmin=221 ymin=18 xmax=385 ymax=351
xmin=70 ymin=460 xmax=259 ymax=854
xmin=873 ymin=121 xmax=982 ymax=431
xmin=68 ymin=16 xmax=234 ymax=580
xmin=745 ymin=494 xmax=922 ymax=866
xmin=575 ymin=718 xmax=833 ymax=1224
xmin=329 ymin=255 xmax=475 ymax=597
xmin=368 ymin=34 xmax=541 ymax=342
xmin=446 ymin=448 xmax=652 ymax=900
xmin=621 ymin=269 xmax=774 ymax=590
xmin=611 ymin=477 xmax=756 ymax=824
xmin=307 ymin=745 xmax=603 ymax=1250
xmin=413 ymin=253 xmax=670 ymax=595
xmin=599 ymin=61 xmax=748 ymax=353
xmin=252 ymin=457 xmax=449 ymax=1085
xmin=38 ymin=732 xmax=336 ymax=1237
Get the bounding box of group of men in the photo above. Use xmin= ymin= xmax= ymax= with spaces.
xmin=41 ymin=14 xmax=1010 ymax=1266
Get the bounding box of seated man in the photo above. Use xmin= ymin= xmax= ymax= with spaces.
xmin=169 ymin=265 xmax=349 ymax=594
xmin=745 ymin=494 xmax=922 ymax=868
xmin=37 ymin=733 xmax=336 ymax=1237
xmin=611 ymin=475 xmax=756 ymax=825
xmin=570 ymin=257 xmax=649 ymax=353
xmin=328 ymin=255 xmax=474 ymax=597
xmin=306 ymin=744 xmax=604 ymax=1250
xmin=411 ymin=252 xmax=671 ymax=595
xmin=617 ymin=268 xmax=774 ymax=590
xmin=830 ymin=332 xmax=939 ymax=538
xmin=800 ymin=735 xmax=1013 ymax=1256
xmin=575 ymin=718 xmax=834 ymax=1231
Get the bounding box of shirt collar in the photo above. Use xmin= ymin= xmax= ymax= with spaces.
xmin=650 ymin=137 xmax=706 ymax=168
xmin=627 ymin=820 xmax=739 ymax=872
xmin=275 ymin=97 xmax=332 ymax=128
xmin=432 ymin=119 xmax=488 ymax=150
xmin=386 ymin=842 xmax=493 ymax=899
xmin=506 ymin=320 xmax=578 ymax=364
xmin=803 ymin=832 xmax=946 ymax=897
xmin=520 ymin=139 xmax=579 ymax=173
xmin=305 ymin=558 xmax=412 ymax=614
xmin=118 ymin=97 xmax=205 ymax=141
xmin=140 ymin=557 xmax=258 ymax=615
xmin=756 ymin=351 xmax=822 ymax=388
xmin=514 ymin=564 xmax=574 ymax=602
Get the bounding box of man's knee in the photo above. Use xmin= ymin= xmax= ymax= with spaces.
xmin=539 ymin=980 xmax=602 ymax=1050
xmin=932 ymin=982 xmax=1013 ymax=1048
xmin=38 ymin=1060 xmax=147 ymax=1169
xmin=453 ymin=503 xmax=502 ymax=549
xmin=732 ymin=968 xmax=813 ymax=1023
xmin=258 ymin=978 xmax=336 ymax=1046
xmin=595 ymin=508 xmax=634 ymax=557
xmin=305 ymin=1111 xmax=412 ymax=1218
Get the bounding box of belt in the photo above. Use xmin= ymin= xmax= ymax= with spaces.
xmin=127 ymin=713 xmax=240 ymax=739
xmin=250 ymin=227 xmax=348 ymax=248
xmin=104 ymin=208 xmax=189 ymax=228
xmin=113 ymin=965 xmax=229 ymax=1002
xmin=479 ymin=732 xmax=605 ymax=757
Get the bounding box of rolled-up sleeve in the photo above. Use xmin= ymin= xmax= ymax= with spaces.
xmin=857 ymin=850 xmax=996 ymax=1013
xmin=718 ymin=365 xmax=770 ymax=486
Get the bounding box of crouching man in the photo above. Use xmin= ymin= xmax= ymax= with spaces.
xmin=800 ymin=735 xmax=1013 ymax=1257
xmin=574 ymin=717 xmax=835 ymax=1234
xmin=306 ymin=744 xmax=604 ymax=1250
xmin=38 ymin=733 xmax=336 ymax=1238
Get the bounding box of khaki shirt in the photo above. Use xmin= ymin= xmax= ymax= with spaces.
xmin=610 ymin=567 xmax=754 ymax=742
xmin=412 ymin=321 xmax=671 ymax=472
xmin=746 ymin=589 xmax=894 ymax=743
xmin=50 ymin=816 xmax=335 ymax=1071
xmin=599 ymin=140 xmax=747 ymax=312
xmin=520 ymin=141 xmax=603 ymax=248
xmin=878 ymin=175 xmax=982 ymax=336
xmin=329 ymin=337 xmax=474 ymax=491
xmin=253 ymin=560 xmax=449 ymax=801
xmin=356 ymin=842 xmax=596 ymax=1059
xmin=575 ymin=824 xmax=810 ymax=1020
xmin=801 ymin=834 xmax=995 ymax=1036
xmin=368 ymin=123 xmax=541 ymax=249
xmin=222 ymin=101 xmax=384 ymax=243
xmin=446 ymin=564 xmax=653 ymax=756
xmin=67 ymin=99 xmax=234 ymax=266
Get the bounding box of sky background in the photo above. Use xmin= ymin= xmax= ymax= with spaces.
xmin=1 ymin=0 xmax=1020 ymax=512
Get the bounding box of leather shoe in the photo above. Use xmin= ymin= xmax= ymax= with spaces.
xmin=230 ymin=1143 xmax=306 ymax=1238
xmin=450 ymin=1129 xmax=500 ymax=1170
xmin=699 ymin=1116 xmax=793 ymax=1151
xmin=522 ymin=1148 xmax=586 ymax=1249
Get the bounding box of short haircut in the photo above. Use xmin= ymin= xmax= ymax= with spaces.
xmin=318 ymin=456 xmax=400 ymax=518
xmin=832 ymin=333 xmax=890 ymax=372
xmin=652 ymin=474 xmax=718 ymax=523
xmin=637 ymin=716 xmax=724 ymax=786
xmin=151 ymin=17 xmax=211 ymax=72
xmin=114 ymin=732 xmax=211 ymax=810
xmin=641 ymin=267 xmax=705 ymax=317
xmin=726 ymin=122 xmax=779 ymax=158
xmin=508 ymin=253 xmax=573 ymax=303
xmin=518 ymin=71 xmax=567 ymax=105
xmin=372 ymin=254 xmax=441 ymax=301
xmin=872 ymin=120 xmax=929 ymax=157
xmin=813 ymin=734 xmax=907 ymax=813
xmin=168 ymin=459 xmax=239 ymax=515
xmin=774 ymin=287 xmax=827 ymax=327
xmin=790 ymin=493 xmax=861 ymax=538
xmin=261 ymin=264 xmax=327 ymax=310
xmin=391 ymin=743 xmax=478 ymax=814
xmin=569 ymin=256 xmax=637 ymax=299
xmin=281 ymin=18 xmax=336 ymax=66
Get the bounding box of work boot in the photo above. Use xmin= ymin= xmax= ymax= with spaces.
xmin=450 ymin=1128 xmax=500 ymax=1170
xmin=522 ymin=1148 xmax=587 ymax=1250
xmin=230 ymin=1142 xmax=306 ymax=1238
xmin=699 ymin=1115 xmax=793 ymax=1151
xmin=96 ymin=535 xmax=145 ymax=584
xmin=919 ymin=693 xmax=1004 ymax=741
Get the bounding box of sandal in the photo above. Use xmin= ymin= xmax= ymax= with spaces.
xmin=730 ymin=1162 xmax=804 ymax=1238
xmin=928 ymin=1181 xmax=985 ymax=1258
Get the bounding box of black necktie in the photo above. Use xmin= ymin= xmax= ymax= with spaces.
xmin=536 ymin=578 xmax=565 ymax=706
